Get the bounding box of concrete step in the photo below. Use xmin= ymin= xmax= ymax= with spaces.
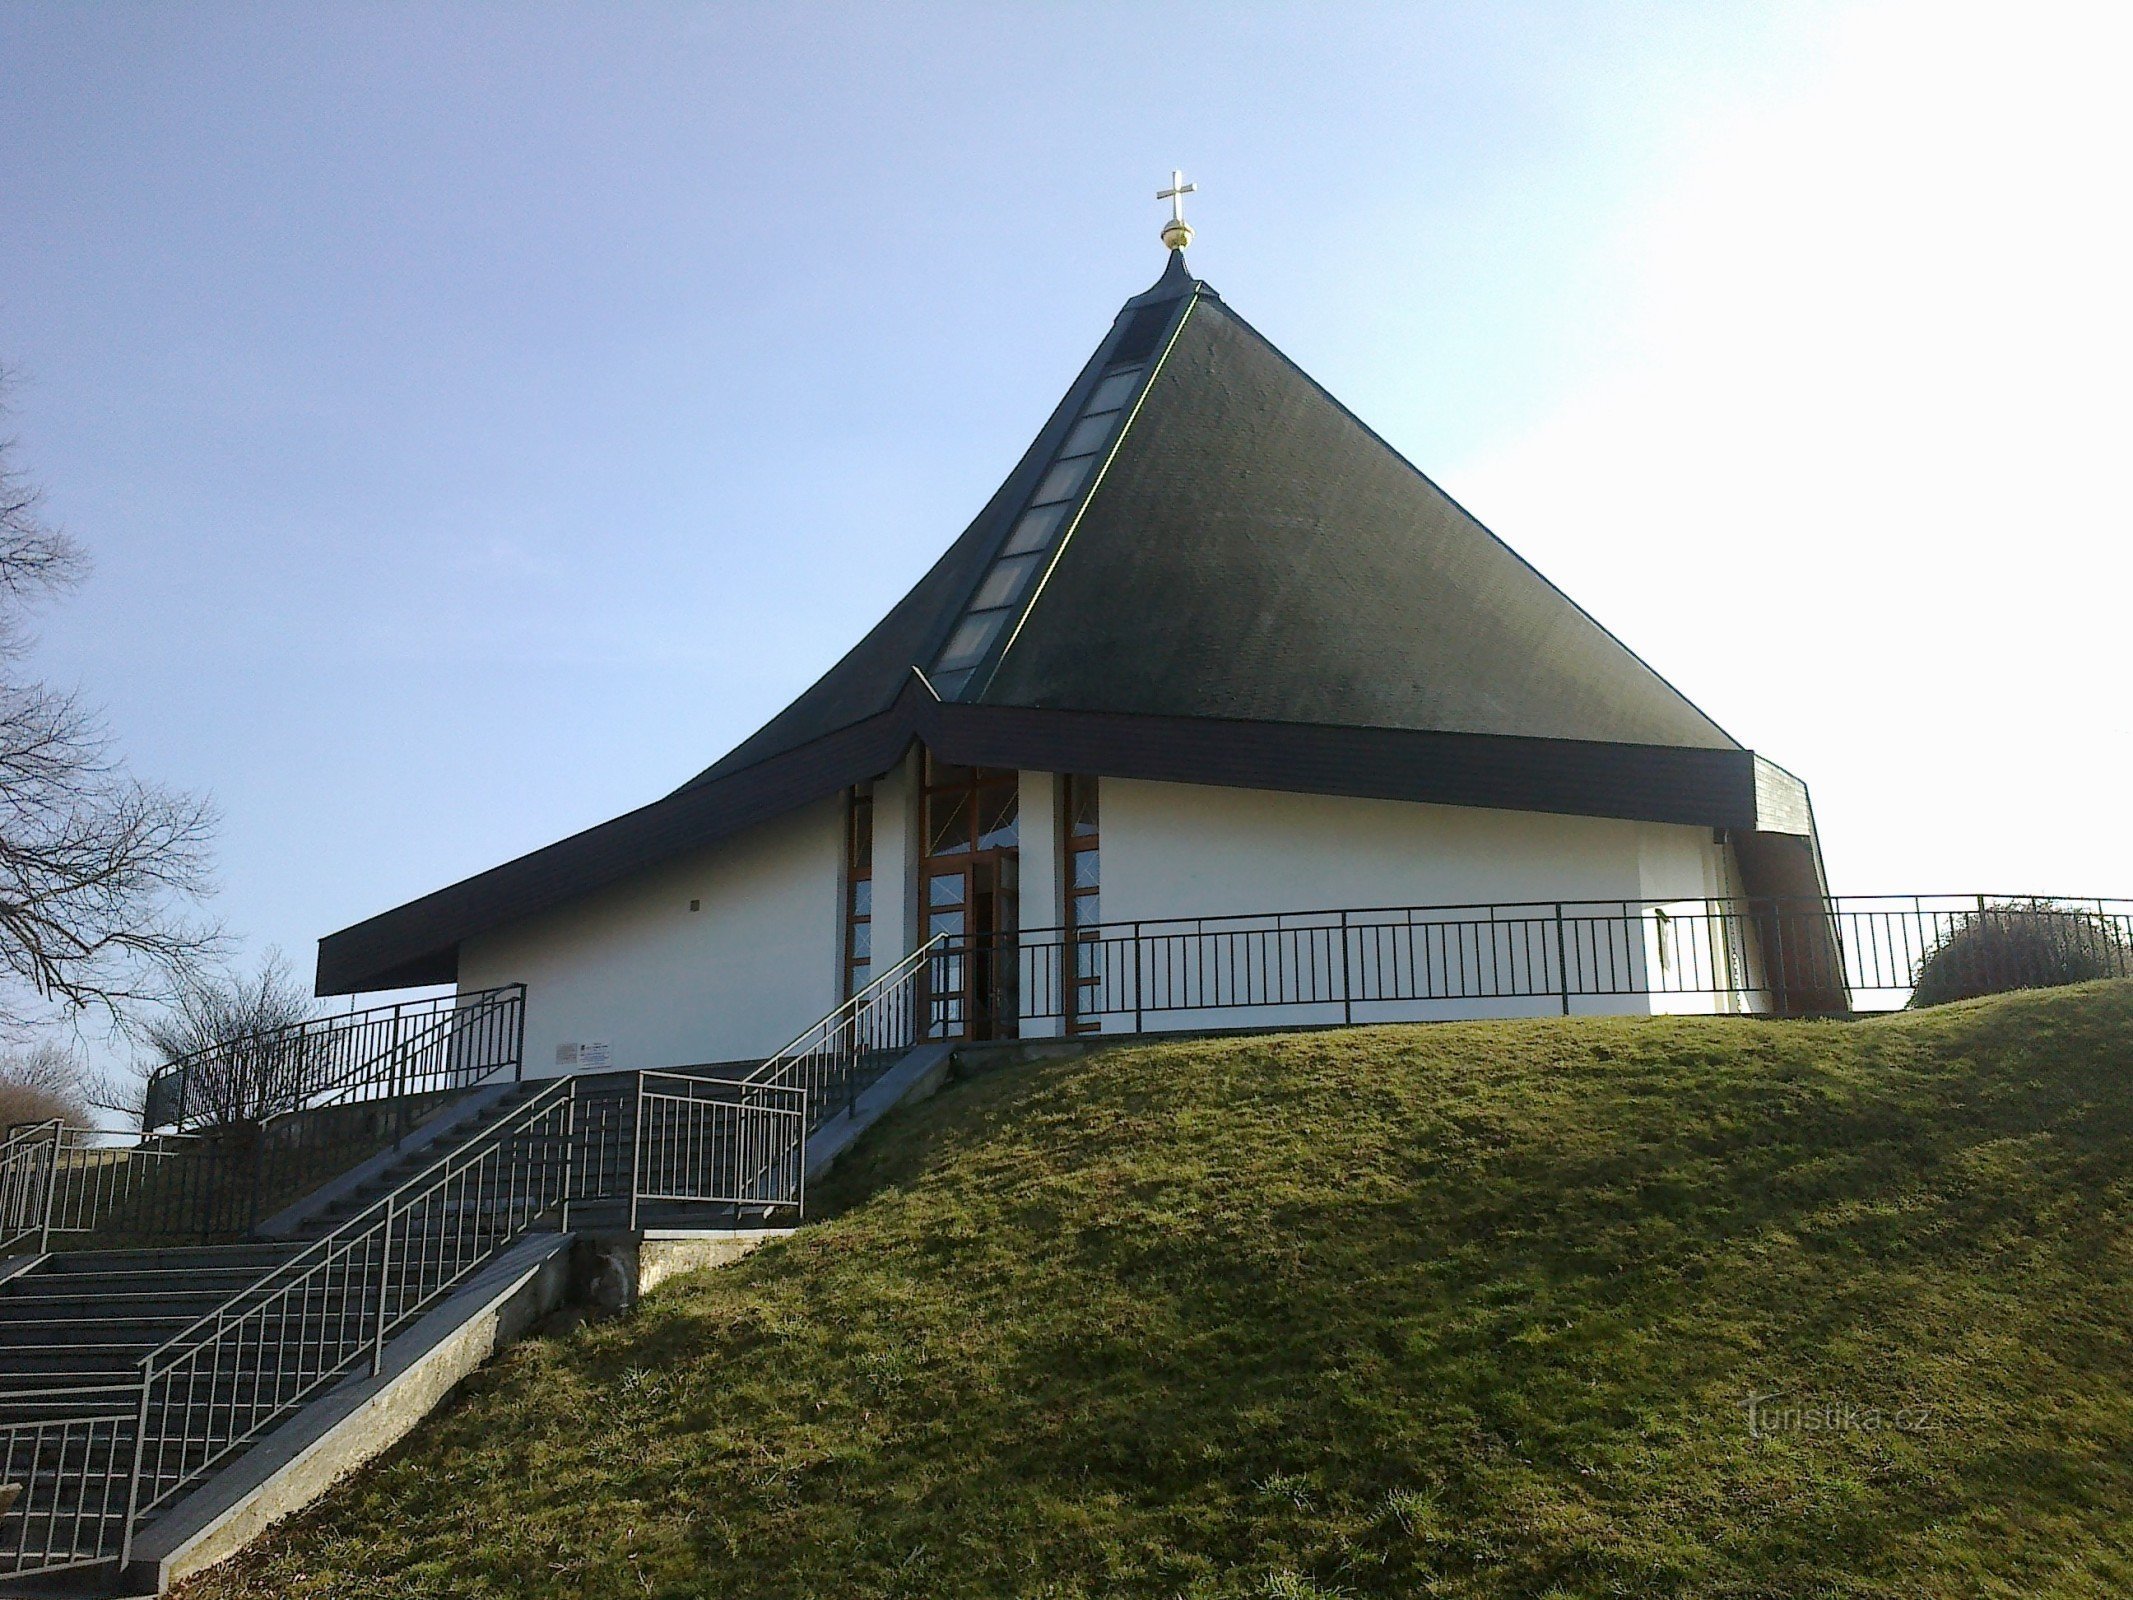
xmin=0 ymin=1266 xmax=296 ymax=1300
xmin=0 ymin=1384 xmax=355 ymax=1426
xmin=32 ymin=1246 xmax=304 ymax=1276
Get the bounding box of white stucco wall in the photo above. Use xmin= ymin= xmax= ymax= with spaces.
xmin=1072 ymin=777 xmax=1740 ymax=1026
xmin=455 ymin=794 xmax=843 ymax=1075
xmin=453 ymin=767 xmax=1760 ymax=1070
xmin=1016 ymin=771 xmax=1064 ymax=1039
xmin=1098 ymin=777 xmax=1709 ymax=921
xmin=871 ymin=749 xmax=921 ymax=973
xmin=1636 ymin=818 xmax=1738 ymax=1015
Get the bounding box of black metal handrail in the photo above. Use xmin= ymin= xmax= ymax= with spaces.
xmin=924 ymin=894 xmax=2133 ymax=1030
xmin=142 ymin=984 xmax=526 ymax=1133
xmin=746 ymin=935 xmax=942 ymax=1123
xmin=116 ymin=1072 xmax=582 ymax=1561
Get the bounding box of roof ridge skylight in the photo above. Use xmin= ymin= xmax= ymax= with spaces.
xmin=923 ymin=290 xmax=1198 ymax=700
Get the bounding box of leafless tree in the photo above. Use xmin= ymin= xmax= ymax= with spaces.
xmin=0 ymin=367 xmax=218 ymax=1034
xmin=138 ymin=953 xmax=321 ymax=1127
xmin=0 ymin=1038 xmax=91 ymax=1130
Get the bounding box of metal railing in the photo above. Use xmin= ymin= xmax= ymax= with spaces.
xmin=748 ymin=937 xmax=942 ymax=1127
xmin=142 ymin=984 xmax=526 ymax=1134
xmin=0 ymin=1398 xmax=140 ymax=1577
xmin=3 ymin=1094 xmax=487 ymax=1256
xmin=22 ymin=888 xmax=2117 ymax=1574
xmin=922 ymin=894 xmax=2133 ymax=1032
xmin=626 ymin=1072 xmax=809 ymax=1230
xmin=117 ymin=1074 xmax=581 ymax=1562
xmin=0 ymin=1120 xmax=63 ymax=1257
xmin=0 ymin=1040 xmax=832 ymax=1577
xmin=600 ymin=939 xmax=946 ymax=1230
xmin=17 ymin=1128 xmax=212 ymax=1249
xmin=0 ymin=1080 xmax=583 ymax=1578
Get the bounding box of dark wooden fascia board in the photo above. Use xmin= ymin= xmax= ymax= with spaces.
xmin=925 ymin=703 xmax=1758 ymax=831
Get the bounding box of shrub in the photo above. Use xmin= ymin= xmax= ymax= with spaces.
xmin=1908 ymin=901 xmax=2133 ymax=1008
xmin=0 ymin=1039 xmax=91 ymax=1131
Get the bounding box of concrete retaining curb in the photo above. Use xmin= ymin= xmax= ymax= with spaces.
xmin=636 ymin=1228 xmax=794 ymax=1297
xmin=130 ymin=1231 xmax=572 ymax=1592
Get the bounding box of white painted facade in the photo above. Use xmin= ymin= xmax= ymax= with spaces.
xmin=1082 ymin=777 xmax=1748 ymax=1026
xmin=456 ymin=794 xmax=844 ymax=1076
xmin=1098 ymin=777 xmax=1720 ymax=923
xmin=455 ymin=763 xmax=1762 ymax=1074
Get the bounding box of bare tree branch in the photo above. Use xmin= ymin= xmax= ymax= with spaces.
xmin=0 ymin=405 xmax=89 ymax=662
xmin=0 ymin=366 xmax=221 ymax=1034
xmin=135 ymin=952 xmax=320 ymax=1127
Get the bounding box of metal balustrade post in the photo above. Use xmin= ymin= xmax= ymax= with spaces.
xmin=1975 ymin=893 xmax=1991 ymax=993
xmin=512 ymin=986 xmax=526 ymax=1083
xmin=36 ymin=1121 xmax=60 ymax=1254
xmin=560 ymin=1083 xmax=577 ymax=1234
xmin=629 ymin=1074 xmax=645 ymax=1234
xmin=371 ymin=1198 xmax=396 ymax=1378
xmin=1340 ymin=909 xmax=1354 ymax=1026
xmin=1134 ymin=921 xmax=1145 ymax=1035
xmin=118 ymin=1366 xmax=152 ymax=1569
xmin=1561 ymin=908 xmax=1578 ymax=1019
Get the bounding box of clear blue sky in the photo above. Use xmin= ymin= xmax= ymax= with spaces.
xmin=1 ymin=0 xmax=2127 ymax=1011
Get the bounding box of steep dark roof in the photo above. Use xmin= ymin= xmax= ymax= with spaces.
xmin=319 ymin=253 xmax=1810 ymax=995
xmin=980 ymin=296 xmax=1735 ymax=748
xmin=688 ymin=254 xmax=1734 ymax=788
xmin=682 ymin=261 xmax=1187 ymax=787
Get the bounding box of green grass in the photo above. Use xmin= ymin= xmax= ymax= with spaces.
xmin=184 ymin=984 xmax=2133 ymax=1599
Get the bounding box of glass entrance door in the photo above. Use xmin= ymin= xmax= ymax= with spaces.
xmin=926 ymin=855 xmax=1020 ymax=1040
xmin=921 ymin=757 xmax=1020 ymax=1040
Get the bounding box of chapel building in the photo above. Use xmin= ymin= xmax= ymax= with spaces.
xmin=316 ymin=241 xmax=1835 ymax=1070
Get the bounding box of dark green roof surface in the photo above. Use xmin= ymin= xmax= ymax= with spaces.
xmin=689 ymin=258 xmax=1735 ymax=790
xmin=982 ymin=296 xmax=1736 ymax=748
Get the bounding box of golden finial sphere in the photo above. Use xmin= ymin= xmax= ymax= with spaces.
xmin=1161 ymin=218 xmax=1194 ymax=251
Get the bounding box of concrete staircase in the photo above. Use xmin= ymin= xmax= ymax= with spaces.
xmin=0 ymin=1076 xmax=575 ymax=1593
xmin=0 ymin=1031 xmax=954 ymax=1594
xmin=0 ymin=1243 xmax=310 ymax=1586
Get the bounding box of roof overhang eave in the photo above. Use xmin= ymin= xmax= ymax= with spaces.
xmin=317 ymin=696 xmax=1769 ymax=996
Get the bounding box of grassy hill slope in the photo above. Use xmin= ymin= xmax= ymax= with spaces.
xmin=188 ymin=984 xmax=2133 ymax=1599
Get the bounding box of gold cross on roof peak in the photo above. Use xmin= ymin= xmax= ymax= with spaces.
xmin=1158 ymin=169 xmax=1197 ymax=251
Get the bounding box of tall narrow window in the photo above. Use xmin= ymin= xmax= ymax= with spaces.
xmin=843 ymin=786 xmax=873 ymax=998
xmin=1063 ymin=774 xmax=1101 ymax=1033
